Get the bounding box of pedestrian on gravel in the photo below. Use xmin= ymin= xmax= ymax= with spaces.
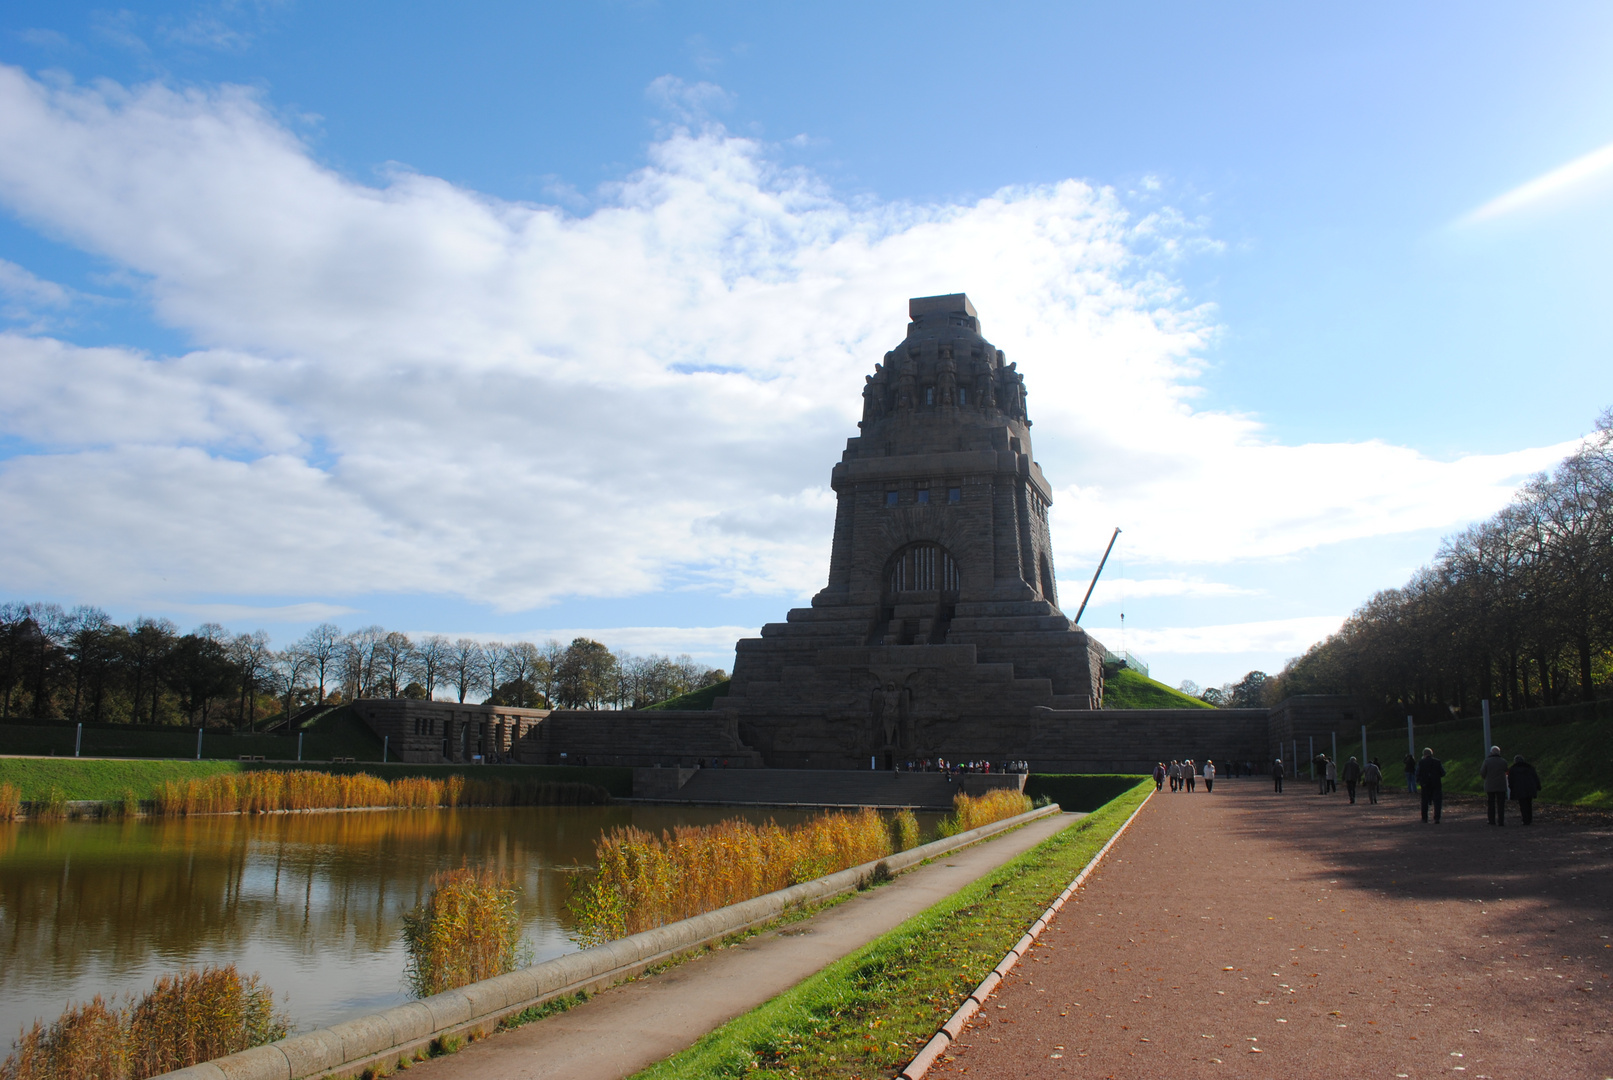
xmin=1508 ymin=755 xmax=1542 ymax=825
xmin=1169 ymin=760 xmax=1180 ymax=792
xmin=1402 ymin=752 xmax=1418 ymax=794
xmin=1272 ymin=758 xmax=1285 ymax=793
xmin=1342 ymin=756 xmax=1362 ymax=803
xmin=1204 ymin=759 xmax=1216 ymax=792
xmin=1154 ymin=762 xmax=1166 ymax=791
xmin=1316 ymin=754 xmax=1330 ymax=795
xmin=1326 ymin=756 xmax=1338 ymax=794
xmin=1362 ymin=758 xmax=1382 ymax=804
xmin=1416 ymin=748 xmax=1445 ymax=823
xmin=1480 ymin=745 xmax=1509 ymax=826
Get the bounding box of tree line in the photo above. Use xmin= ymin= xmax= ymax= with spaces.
xmin=1271 ymin=411 xmax=1612 ymax=718
xmin=0 ymin=609 xmax=728 ymax=730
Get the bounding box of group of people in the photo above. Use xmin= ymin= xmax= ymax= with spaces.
xmin=1408 ymin=746 xmax=1542 ymax=825
xmin=896 ymin=758 xmax=1028 ymax=777
xmin=1265 ymin=745 xmax=1544 ymax=825
xmin=1153 ymin=759 xmax=1216 ymax=793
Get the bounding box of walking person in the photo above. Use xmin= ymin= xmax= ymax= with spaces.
xmin=1272 ymin=757 xmax=1285 ymax=793
xmin=1168 ymin=759 xmax=1180 ymax=792
xmin=1402 ymin=752 xmax=1418 ymax=794
xmin=1508 ymin=755 xmax=1542 ymax=825
xmin=1416 ymin=747 xmax=1446 ymax=823
xmin=1203 ymin=759 xmax=1216 ymax=793
xmin=1480 ymin=745 xmax=1509 ymax=826
xmin=1185 ymin=759 xmax=1197 ymax=793
xmin=1342 ymin=756 xmax=1362 ymax=804
xmin=1326 ymin=755 xmax=1338 ymax=794
xmin=1362 ymin=757 xmax=1382 ymax=804
xmin=1316 ymin=754 xmax=1330 ymax=795
xmin=1153 ymin=761 xmax=1166 ymax=792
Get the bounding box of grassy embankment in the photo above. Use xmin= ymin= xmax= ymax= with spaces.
xmin=1102 ymin=665 xmax=1213 ymax=709
xmin=1358 ymin=698 xmax=1613 ymax=808
xmin=0 ymin=758 xmax=632 ymax=804
xmin=631 ymin=780 xmax=1152 ymax=1080
xmin=642 ymin=680 xmax=732 ymax=710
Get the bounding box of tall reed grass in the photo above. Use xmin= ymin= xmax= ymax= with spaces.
xmin=889 ymin=807 xmax=921 ymax=852
xmin=0 ymin=965 xmax=288 ymax=1080
xmin=147 ymin=770 xmax=610 ymax=817
xmin=934 ymin=788 xmax=1034 ymax=838
xmin=570 ymin=808 xmax=893 ymax=946
xmin=0 ymin=783 xmax=19 ymax=822
xmin=401 ymin=867 xmax=528 ymax=998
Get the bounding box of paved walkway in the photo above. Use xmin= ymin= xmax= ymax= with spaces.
xmin=934 ymin=781 xmax=1613 ymax=1079
xmin=408 ymin=811 xmax=1082 ymax=1080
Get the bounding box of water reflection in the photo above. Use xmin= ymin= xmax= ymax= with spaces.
xmin=0 ymin=805 xmax=869 ymax=1040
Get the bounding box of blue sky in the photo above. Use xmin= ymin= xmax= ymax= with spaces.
xmin=1 ymin=1 xmax=1610 ymax=689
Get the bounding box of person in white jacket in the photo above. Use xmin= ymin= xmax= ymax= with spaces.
xmin=1203 ymin=759 xmax=1216 ymax=793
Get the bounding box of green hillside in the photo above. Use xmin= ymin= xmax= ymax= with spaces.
xmin=643 ymin=679 xmax=731 ymax=710
xmin=1103 ymin=666 xmax=1214 ymax=709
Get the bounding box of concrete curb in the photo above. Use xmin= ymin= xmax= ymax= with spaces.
xmin=898 ymin=789 xmax=1154 ymax=1080
xmin=151 ymin=803 xmax=1064 ymax=1080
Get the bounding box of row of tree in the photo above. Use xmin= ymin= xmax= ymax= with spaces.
xmin=1271 ymin=411 xmax=1612 ymax=718
xmin=0 ymin=608 xmax=728 ymax=729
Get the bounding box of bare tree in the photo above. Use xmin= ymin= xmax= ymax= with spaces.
xmin=378 ymin=631 xmax=415 ymax=698
xmin=539 ymin=639 xmax=564 ymax=707
xmin=480 ymin=641 xmax=508 ymax=704
xmin=449 ymin=638 xmax=486 ymax=703
xmin=298 ymin=623 xmax=344 ymax=704
xmin=502 ymin=641 xmax=545 ymax=707
xmin=272 ymin=647 xmax=314 ymax=726
xmin=411 ymin=635 xmax=450 ymax=699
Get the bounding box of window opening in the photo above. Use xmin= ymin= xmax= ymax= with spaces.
xmin=888 ymin=544 xmax=960 ymax=592
xmin=917 ymin=488 xmax=930 ymax=505
xmin=947 ymin=487 xmax=961 ymax=504
xmin=885 ymin=490 xmax=899 ymax=507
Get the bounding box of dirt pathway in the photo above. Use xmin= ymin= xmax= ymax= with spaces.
xmin=406 ymin=811 xmax=1082 ymax=1080
xmin=933 ymin=781 xmax=1613 ymax=1079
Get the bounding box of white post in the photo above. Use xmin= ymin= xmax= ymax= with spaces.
xmin=870 ymin=755 xmax=875 ymax=770
xmin=196 ymin=727 xmax=203 ymax=761
xmin=1361 ymin=724 xmax=1368 ymax=763
xmin=297 ymin=732 xmax=303 ymax=763
xmin=1407 ymin=715 xmax=1415 ymax=759
xmin=1331 ymin=731 xmax=1338 ymax=765
xmin=1308 ymin=736 xmax=1314 ymax=779
xmin=1481 ymin=699 xmax=1492 ymax=759
xmin=75 ymin=722 xmax=82 ymax=757
xmin=383 ymin=736 xmax=389 ymax=764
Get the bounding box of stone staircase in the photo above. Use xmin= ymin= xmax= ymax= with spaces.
xmin=634 ymin=767 xmax=1025 ymax=809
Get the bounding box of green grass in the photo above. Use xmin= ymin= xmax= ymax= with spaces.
xmin=642 ymin=679 xmax=732 ymax=711
xmin=630 ymin=780 xmax=1152 ymax=1080
xmin=0 ymin=758 xmax=635 ymax=802
xmin=1102 ymin=666 xmax=1213 ymax=709
xmin=1360 ymin=699 xmax=1613 ymax=809
xmin=1025 ymin=773 xmax=1149 ymax=812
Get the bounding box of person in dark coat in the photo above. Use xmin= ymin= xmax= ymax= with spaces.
xmin=1362 ymin=758 xmax=1382 ymax=804
xmin=1415 ymin=747 xmax=1445 ymax=823
xmin=1153 ymin=762 xmax=1166 ymax=791
xmin=1342 ymin=756 xmax=1363 ymax=804
xmin=1402 ymin=752 xmax=1418 ymax=794
xmin=1508 ymin=755 xmax=1542 ymax=825
xmin=1479 ymin=745 xmax=1509 ymax=826
xmin=1272 ymin=757 xmax=1285 ymax=793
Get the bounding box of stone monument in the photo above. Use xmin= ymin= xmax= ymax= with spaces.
xmin=719 ymin=293 xmax=1109 ymax=768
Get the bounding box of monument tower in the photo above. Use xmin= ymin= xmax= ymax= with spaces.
xmin=721 ymin=293 xmax=1108 ymax=767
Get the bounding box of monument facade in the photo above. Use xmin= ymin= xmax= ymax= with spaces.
xmin=718 ymin=294 xmax=1109 ymax=768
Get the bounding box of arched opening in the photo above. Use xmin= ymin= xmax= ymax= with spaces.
xmin=887 ymin=543 xmax=960 ymax=594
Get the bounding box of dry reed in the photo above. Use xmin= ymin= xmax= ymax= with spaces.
xmin=0 ymin=784 xmax=20 ymax=823
xmin=935 ymin=788 xmax=1034 ymax=838
xmin=401 ymin=867 xmax=527 ymax=998
xmin=146 ymin=770 xmax=609 ymax=817
xmin=0 ymin=966 xmax=288 ymax=1080
xmin=570 ymin=808 xmax=893 ymax=945
xmin=889 ymin=807 xmax=921 ymax=852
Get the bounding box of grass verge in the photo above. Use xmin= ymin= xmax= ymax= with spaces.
xmin=630 ymin=780 xmax=1151 ymax=1080
xmin=1025 ymin=773 xmax=1147 ymax=813
xmin=642 ymin=679 xmax=732 ymax=711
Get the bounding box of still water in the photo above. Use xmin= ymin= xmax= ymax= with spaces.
xmin=0 ymin=805 xmax=864 ymax=1042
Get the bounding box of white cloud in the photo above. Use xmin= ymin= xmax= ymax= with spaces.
xmin=1084 ymin=616 xmax=1345 ymax=656
xmin=0 ymin=65 xmax=1580 ymax=618
xmin=1075 ymin=577 xmax=1257 ymax=606
xmin=1460 ymin=139 xmax=1613 ymax=224
xmin=169 ymin=601 xmax=359 ymax=624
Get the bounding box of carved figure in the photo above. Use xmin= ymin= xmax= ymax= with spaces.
xmin=896 ymin=352 xmax=918 ymax=412
xmin=937 ymin=346 xmax=958 ymax=406
xmin=870 ymin=679 xmax=908 ymax=746
xmin=975 ymin=359 xmax=997 ymax=411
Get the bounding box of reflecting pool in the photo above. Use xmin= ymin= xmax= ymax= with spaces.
xmin=0 ymin=804 xmax=889 ymax=1041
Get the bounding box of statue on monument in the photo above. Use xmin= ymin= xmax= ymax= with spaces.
xmin=937 ymin=345 xmax=958 ymax=406
xmin=870 ymin=679 xmax=909 ymax=747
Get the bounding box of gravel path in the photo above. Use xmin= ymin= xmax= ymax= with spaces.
xmin=932 ymin=780 xmax=1613 ymax=1079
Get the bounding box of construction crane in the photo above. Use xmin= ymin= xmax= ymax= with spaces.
xmin=1072 ymin=526 xmax=1120 ymax=625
